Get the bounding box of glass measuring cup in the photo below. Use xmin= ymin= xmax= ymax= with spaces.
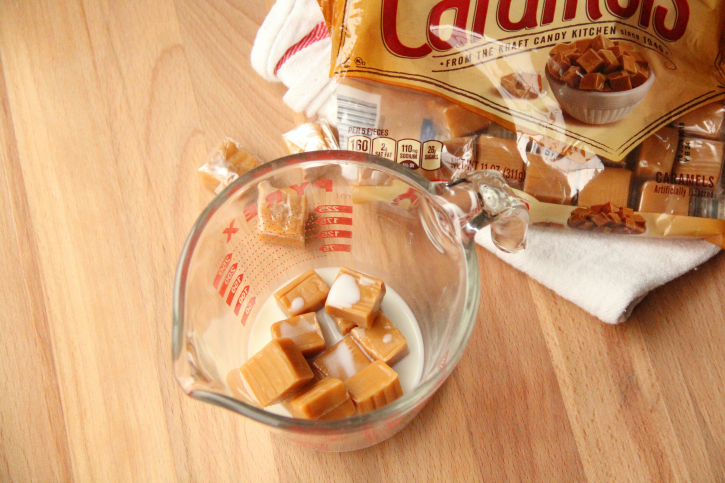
xmin=173 ymin=151 xmax=528 ymax=451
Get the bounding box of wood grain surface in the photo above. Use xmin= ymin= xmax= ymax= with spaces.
xmin=1 ymin=1 xmax=723 ymax=481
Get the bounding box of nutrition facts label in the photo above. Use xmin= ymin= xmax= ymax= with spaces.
xmin=347 ymin=136 xmax=442 ymax=171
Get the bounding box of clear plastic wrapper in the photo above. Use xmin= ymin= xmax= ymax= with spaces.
xmin=283 ymin=119 xmax=340 ymax=154
xmin=198 ymin=138 xmax=262 ymax=193
xmin=321 ymin=0 xmax=725 ymax=247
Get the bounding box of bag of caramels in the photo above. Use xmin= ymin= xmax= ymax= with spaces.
xmin=319 ymin=0 xmax=725 ymax=247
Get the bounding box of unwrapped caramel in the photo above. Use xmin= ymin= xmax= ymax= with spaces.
xmin=240 ymin=338 xmax=314 ymax=407
xmin=271 ymin=312 xmax=326 ymax=357
xmin=325 ymin=268 xmax=386 ymax=329
xmin=311 ymin=335 xmax=372 ymax=381
xmin=344 ymin=361 xmax=403 ymax=414
xmin=283 ymin=377 xmax=352 ymax=420
xmin=351 ymin=312 xmax=408 ymax=366
xmin=331 ymin=314 xmax=356 ymax=336
xmin=274 ymin=269 xmax=329 ymax=317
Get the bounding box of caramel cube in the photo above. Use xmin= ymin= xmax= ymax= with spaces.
xmin=258 ymin=181 xmax=306 ymax=247
xmin=318 ymin=397 xmax=356 ymax=420
xmin=476 ymin=135 xmax=525 ymax=188
xmin=567 ymin=52 xmax=582 ymax=66
xmin=576 ymin=49 xmax=604 ymax=74
xmin=547 ymin=55 xmax=570 ymax=78
xmin=609 ymin=44 xmax=627 ymax=58
xmin=638 ymin=181 xmax=691 ymax=216
xmin=608 ymin=71 xmax=632 ymax=91
xmin=271 ymin=312 xmax=326 ymax=357
xmin=629 ymin=50 xmax=648 ymax=64
xmin=616 ymin=41 xmax=635 ymax=51
xmin=670 ymin=101 xmax=725 ymax=140
xmin=351 ymin=312 xmax=409 ymax=366
xmin=673 ymin=137 xmax=724 ymax=187
xmin=240 ymin=338 xmax=314 ymax=407
xmin=579 ymin=72 xmax=606 ymax=91
xmin=501 ymin=72 xmax=542 ymax=99
xmin=274 ymin=269 xmax=329 ymax=317
xmin=591 ymin=34 xmax=615 ymax=51
xmin=577 ymin=168 xmax=632 ymax=208
xmin=599 ymin=49 xmax=620 ymax=74
xmin=550 ymin=43 xmax=577 ymax=56
xmin=618 ymin=54 xmax=638 ymax=74
xmin=325 ymin=267 xmax=386 ymax=329
xmin=560 ymin=66 xmax=583 ymax=88
xmin=634 ymin=127 xmax=679 ymax=181
xmin=311 ymin=335 xmax=372 ymax=380
xmin=630 ymin=64 xmax=649 ymax=88
xmin=573 ymin=39 xmax=592 ymax=53
xmin=283 ymin=377 xmax=351 ymax=420
xmin=523 ymin=153 xmax=572 ymax=205
xmin=439 ymin=103 xmax=492 ymax=138
xmin=344 ymin=361 xmax=403 ymax=414
xmin=331 ymin=314 xmax=357 ymax=335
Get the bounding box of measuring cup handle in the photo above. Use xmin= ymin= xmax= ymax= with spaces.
xmin=435 ymin=170 xmax=529 ymax=253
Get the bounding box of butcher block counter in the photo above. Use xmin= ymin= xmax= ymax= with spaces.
xmin=1 ymin=1 xmax=724 ymax=481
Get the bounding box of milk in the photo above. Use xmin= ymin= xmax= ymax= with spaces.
xmin=248 ymin=267 xmax=424 ymax=417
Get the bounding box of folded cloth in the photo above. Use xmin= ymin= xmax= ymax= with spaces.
xmin=252 ymin=0 xmax=722 ymax=323
xmin=476 ymin=227 xmax=720 ymax=323
xmin=250 ymin=0 xmax=334 ymax=116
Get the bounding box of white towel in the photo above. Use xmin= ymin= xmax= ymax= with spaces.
xmin=251 ymin=0 xmax=722 ymax=324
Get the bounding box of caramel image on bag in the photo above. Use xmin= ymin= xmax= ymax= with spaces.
xmin=328 ymin=0 xmax=725 ymax=160
xmin=321 ymin=0 xmax=725 ymax=247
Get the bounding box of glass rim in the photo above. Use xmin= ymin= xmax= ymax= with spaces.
xmin=172 ymin=150 xmax=481 ymax=431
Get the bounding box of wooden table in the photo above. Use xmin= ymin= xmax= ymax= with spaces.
xmin=1 ymin=1 xmax=724 ymax=481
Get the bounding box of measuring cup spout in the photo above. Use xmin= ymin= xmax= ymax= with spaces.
xmin=434 ymin=170 xmax=529 ymax=253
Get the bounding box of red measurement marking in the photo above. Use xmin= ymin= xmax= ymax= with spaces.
xmin=241 ymin=296 xmax=256 ymax=326
xmin=315 ymin=179 xmax=332 ymax=192
xmin=222 ymin=219 xmax=239 ymax=242
xmin=234 ymin=285 xmax=250 ymax=315
xmin=314 ymin=205 xmax=352 ymax=214
xmin=289 ymin=182 xmax=308 ymax=196
xmin=266 ymin=190 xmax=283 ymax=203
xmin=319 ymin=244 xmax=352 ymax=252
xmin=243 ymin=203 xmax=257 ymax=221
xmin=317 ymin=230 xmax=352 ymax=239
xmin=316 ymin=217 xmax=353 ymax=226
xmin=219 ymin=263 xmax=237 ymax=296
xmin=437 ymin=351 xmax=449 ymax=370
xmin=226 ymin=274 xmax=244 ymax=306
xmin=392 ymin=188 xmax=419 ymax=206
xmin=213 ymin=254 xmax=233 ymax=288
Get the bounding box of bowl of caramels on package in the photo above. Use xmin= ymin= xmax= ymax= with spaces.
xmin=545 ymin=34 xmax=655 ymax=124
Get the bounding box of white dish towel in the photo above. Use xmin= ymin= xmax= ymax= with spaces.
xmin=251 ymin=0 xmax=722 ymax=324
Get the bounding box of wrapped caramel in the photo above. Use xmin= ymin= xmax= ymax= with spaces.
xmin=318 ymin=0 xmax=725 ymax=246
